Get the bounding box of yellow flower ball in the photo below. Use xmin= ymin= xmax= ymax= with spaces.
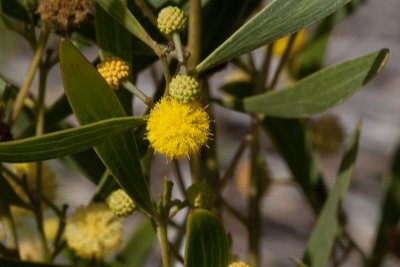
xmin=65 ymin=203 xmax=122 ymax=259
xmin=97 ymin=57 xmax=129 ymax=89
xmin=108 ymin=189 xmax=136 ymax=217
xmin=157 ymin=6 xmax=186 ymax=35
xmin=228 ymin=262 xmax=250 ymax=267
xmin=146 ymin=98 xmax=210 ymax=159
xmin=169 ymin=75 xmax=200 ymax=103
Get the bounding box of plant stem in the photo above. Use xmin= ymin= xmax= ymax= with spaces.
xmin=256 ymin=44 xmax=273 ymax=92
xmin=160 ymin=56 xmax=171 ymax=97
xmin=173 ymin=160 xmax=186 ymax=196
xmin=11 ymin=26 xmax=49 ymax=124
xmin=134 ymin=0 xmax=158 ymax=27
xmin=122 ymin=80 xmax=153 ymax=106
xmin=0 ymin=202 xmax=19 ymax=258
xmin=172 ymin=32 xmax=185 ymax=64
xmin=248 ymin=118 xmax=262 ymax=267
xmin=34 ymin=65 xmax=50 ymax=262
xmin=216 ymin=132 xmax=251 ymax=193
xmin=157 ymin=223 xmax=170 ymax=267
xmin=269 ymin=32 xmax=297 ymax=89
xmin=187 ymin=0 xmax=201 ymax=69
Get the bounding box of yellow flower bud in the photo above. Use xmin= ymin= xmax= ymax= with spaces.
xmin=228 ymin=262 xmax=251 ymax=267
xmin=157 ymin=6 xmax=186 ymax=35
xmin=97 ymin=57 xmax=129 ymax=89
xmin=108 ymin=189 xmax=136 ymax=217
xmin=169 ymin=75 xmax=200 ymax=103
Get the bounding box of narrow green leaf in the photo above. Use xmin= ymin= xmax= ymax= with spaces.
xmin=113 ymin=219 xmax=156 ymax=267
xmin=0 ymin=258 xmax=71 ymax=267
xmin=95 ymin=0 xmax=159 ymax=55
xmin=0 ymin=117 xmax=145 ymax=162
xmin=303 ymin=122 xmax=361 ymax=266
xmin=196 ymin=0 xmax=352 ymax=73
xmin=185 ymin=209 xmax=229 ymax=267
xmin=262 ymin=118 xmax=326 ymax=212
xmin=60 ymin=40 xmax=155 ymax=215
xmin=368 ymin=144 xmax=400 ymax=266
xmin=293 ymin=0 xmax=367 ymax=78
xmin=0 ymin=171 xmax=30 ymax=209
xmin=243 ymin=49 xmax=389 ymax=117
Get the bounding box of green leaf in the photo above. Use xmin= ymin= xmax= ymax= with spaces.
xmin=60 ymin=40 xmax=155 ymax=215
xmin=368 ymin=143 xmax=400 ymax=266
xmin=303 ymin=122 xmax=361 ymax=267
xmin=196 ymin=0 xmax=352 ymax=73
xmin=293 ymin=0 xmax=367 ymax=79
xmin=262 ymin=118 xmax=326 ymax=212
xmin=243 ymin=49 xmax=389 ymax=117
xmin=0 ymin=170 xmax=30 ymax=209
xmin=113 ymin=219 xmax=156 ymax=267
xmin=0 ymin=117 xmax=145 ymax=162
xmin=95 ymin=0 xmax=159 ymax=55
xmin=185 ymin=209 xmax=229 ymax=267
xmin=0 ymin=258 xmax=71 ymax=267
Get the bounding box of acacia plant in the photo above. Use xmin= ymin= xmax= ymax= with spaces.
xmin=0 ymin=0 xmax=391 ymax=267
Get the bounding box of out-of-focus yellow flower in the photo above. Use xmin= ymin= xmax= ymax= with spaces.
xmin=157 ymin=6 xmax=186 ymax=35
xmin=228 ymin=262 xmax=250 ymax=267
xmin=65 ymin=203 xmax=122 ymax=259
xmin=146 ymin=98 xmax=210 ymax=159
xmin=6 ymin=163 xmax=57 ymax=214
xmin=19 ymin=239 xmax=43 ymax=262
xmin=44 ymin=217 xmax=59 ymax=241
xmin=223 ymin=70 xmax=252 ymax=84
xmin=97 ymin=58 xmax=130 ymax=89
xmin=272 ymin=30 xmax=306 ymax=57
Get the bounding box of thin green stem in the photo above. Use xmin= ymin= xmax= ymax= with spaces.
xmin=269 ymin=33 xmax=298 ymax=89
xmin=256 ymin=44 xmax=274 ymax=92
xmin=216 ymin=132 xmax=251 ymax=193
xmin=0 ymin=202 xmax=19 ymax=258
xmin=34 ymin=65 xmax=50 ymax=262
xmin=187 ymin=0 xmax=201 ymax=69
xmin=220 ymin=196 xmax=247 ymax=226
xmin=172 ymin=32 xmax=185 ymax=65
xmin=134 ymin=0 xmax=158 ymax=27
xmin=11 ymin=26 xmax=49 ymax=124
xmin=160 ymin=56 xmax=171 ymax=97
xmin=173 ymin=160 xmax=186 ymax=196
xmin=248 ymin=118 xmax=262 ymax=267
xmin=122 ymin=80 xmax=153 ymax=106
xmin=157 ymin=223 xmax=171 ymax=267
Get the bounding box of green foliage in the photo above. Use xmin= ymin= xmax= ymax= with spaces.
xmin=303 ymin=122 xmax=361 ymax=266
xmin=0 ymin=1 xmax=391 ymax=267
xmin=185 ymin=209 xmax=229 ymax=267
xmin=243 ymin=49 xmax=389 ymax=117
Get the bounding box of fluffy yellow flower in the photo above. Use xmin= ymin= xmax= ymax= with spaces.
xmin=6 ymin=163 xmax=57 ymax=214
xmin=146 ymin=98 xmax=210 ymax=159
xmin=228 ymin=262 xmax=250 ymax=267
xmin=273 ymin=29 xmax=306 ymax=56
xmin=97 ymin=57 xmax=129 ymax=89
xmin=65 ymin=203 xmax=122 ymax=259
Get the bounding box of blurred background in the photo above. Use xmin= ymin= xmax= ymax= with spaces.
xmin=0 ymin=0 xmax=399 ymax=266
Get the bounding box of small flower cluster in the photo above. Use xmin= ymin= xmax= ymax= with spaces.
xmin=37 ymin=0 xmax=94 ymax=31
xmin=157 ymin=6 xmax=186 ymax=35
xmin=97 ymin=58 xmax=130 ymax=89
xmin=65 ymin=203 xmax=122 ymax=259
xmin=108 ymin=189 xmax=136 ymax=217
